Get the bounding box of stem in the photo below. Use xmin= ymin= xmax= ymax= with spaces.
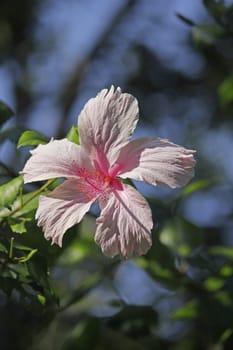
xmin=9 ymin=237 xmax=14 ymax=259
xmin=6 ymin=179 xmax=56 ymax=219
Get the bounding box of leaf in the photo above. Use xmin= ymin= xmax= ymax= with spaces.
xmin=181 ymin=178 xmax=219 ymax=197
xmin=60 ymin=319 xmax=101 ymax=350
xmin=204 ymin=0 xmax=233 ymax=33
xmin=0 ymin=208 xmax=12 ymax=220
xmin=218 ymin=73 xmax=233 ymax=107
xmin=0 ymin=162 xmax=15 ymax=177
xmin=6 ymin=179 xmax=57 ymax=224
xmin=219 ymin=329 xmax=233 ymax=344
xmin=176 ymin=13 xmax=195 ymax=26
xmin=0 ymin=101 xmax=14 ymax=127
xmin=138 ymin=258 xmax=179 ymax=288
xmin=37 ymin=294 xmax=46 ymax=305
xmin=159 ymin=216 xmax=204 ymax=257
xmin=219 ymin=265 xmax=233 ymax=277
xmin=27 ymin=256 xmax=54 ymax=295
xmin=10 ymin=191 xmax=39 ymax=218
xmin=17 ymin=130 xmax=49 ymax=148
xmin=172 ymin=299 xmax=199 ymax=320
xmin=0 ymin=176 xmax=23 ymax=209
xmin=0 ymin=276 xmax=20 ymax=296
xmin=192 ymin=23 xmax=226 ymax=47
xmin=203 ymin=0 xmax=227 ymax=22
xmin=209 ymin=246 xmax=233 ymax=260
xmin=10 ymin=218 xmax=32 ymax=234
xmin=204 ymin=276 xmax=225 ymax=291
xmin=0 ymin=242 xmax=8 ymax=254
xmin=0 ymin=126 xmax=25 ymax=144
xmin=66 ymin=125 xmax=79 ymax=145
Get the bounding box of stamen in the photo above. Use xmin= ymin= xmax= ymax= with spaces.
xmin=76 ymin=167 xmax=122 ymax=200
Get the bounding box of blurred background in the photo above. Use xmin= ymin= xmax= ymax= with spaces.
xmin=0 ymin=0 xmax=233 ymax=349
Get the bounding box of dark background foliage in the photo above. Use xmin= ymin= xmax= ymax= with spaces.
xmin=0 ymin=0 xmax=233 ymax=349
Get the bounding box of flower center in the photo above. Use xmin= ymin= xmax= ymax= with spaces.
xmin=77 ymin=167 xmax=122 ymax=200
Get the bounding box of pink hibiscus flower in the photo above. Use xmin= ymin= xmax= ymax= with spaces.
xmin=21 ymin=86 xmax=196 ymax=258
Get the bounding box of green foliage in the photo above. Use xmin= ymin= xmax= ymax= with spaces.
xmin=0 ymin=175 xmax=23 ymax=209
xmin=180 ymin=178 xmax=220 ymax=197
xmin=172 ymin=299 xmax=199 ymax=320
xmin=0 ymin=101 xmax=24 ymax=149
xmin=209 ymin=245 xmax=233 ymax=260
xmin=159 ymin=216 xmax=203 ymax=257
xmin=66 ymin=125 xmax=80 ymax=144
xmin=192 ymin=23 xmax=226 ymax=47
xmin=0 ymin=126 xmax=25 ymax=144
xmin=204 ymin=0 xmax=228 ymax=21
xmin=1 ymin=1 xmax=233 ymax=348
xmin=0 ymin=100 xmax=232 ymax=350
xmin=0 ymin=153 xmax=58 ymax=347
xmin=218 ymin=72 xmax=233 ymax=107
xmin=17 ymin=126 xmax=80 ymax=149
xmin=17 ymin=130 xmax=50 ymax=148
xmin=0 ymin=100 xmax=14 ymax=126
xmin=204 ymin=0 xmax=233 ymax=31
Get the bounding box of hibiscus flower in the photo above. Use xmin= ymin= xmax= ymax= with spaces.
xmin=21 ymin=86 xmax=195 ymax=258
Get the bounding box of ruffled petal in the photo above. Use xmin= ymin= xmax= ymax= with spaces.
xmin=78 ymin=86 xmax=139 ymax=173
xmin=21 ymin=139 xmax=91 ymax=183
xmin=95 ymin=184 xmax=153 ymax=258
xmin=36 ymin=179 xmax=96 ymax=246
xmin=115 ymin=138 xmax=196 ymax=188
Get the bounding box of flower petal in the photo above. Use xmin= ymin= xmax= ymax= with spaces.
xmin=95 ymin=184 xmax=153 ymax=258
xmin=78 ymin=86 xmax=139 ymax=173
xmin=21 ymin=139 xmax=91 ymax=183
xmin=116 ymin=138 xmax=196 ymax=188
xmin=36 ymin=179 xmax=96 ymax=246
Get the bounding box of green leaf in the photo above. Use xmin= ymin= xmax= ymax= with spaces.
xmin=159 ymin=216 xmax=203 ymax=257
xmin=203 ymin=0 xmax=227 ymax=22
xmin=0 ymin=176 xmax=23 ymax=209
xmin=10 ymin=218 xmax=32 ymax=234
xmin=215 ymin=291 xmax=232 ymax=307
xmin=0 ymin=101 xmax=14 ymax=127
xmin=6 ymin=179 xmax=57 ymax=223
xmin=203 ymin=0 xmax=226 ymax=18
xmin=181 ymin=178 xmax=219 ymax=197
xmin=123 ymin=178 xmax=136 ymax=188
xmin=13 ymin=242 xmax=37 ymax=251
xmin=204 ymin=1 xmax=233 ymax=33
xmin=219 ymin=265 xmax=233 ymax=277
xmin=192 ymin=23 xmax=226 ymax=47
xmin=219 ymin=329 xmax=233 ymax=344
xmin=218 ymin=73 xmax=233 ymax=107
xmin=204 ymin=277 xmax=225 ymax=291
xmin=10 ymin=221 xmax=26 ymax=234
xmin=37 ymin=294 xmax=46 ymax=305
xmin=10 ymin=191 xmax=39 ymax=218
xmin=17 ymin=130 xmax=49 ymax=148
xmin=209 ymin=246 xmax=233 ymax=260
xmin=0 ymin=207 xmax=11 ymax=218
xmin=66 ymin=125 xmax=79 ymax=145
xmin=0 ymin=242 xmax=8 ymax=254
xmin=0 ymin=126 xmax=25 ymax=144
xmin=172 ymin=299 xmax=199 ymax=320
